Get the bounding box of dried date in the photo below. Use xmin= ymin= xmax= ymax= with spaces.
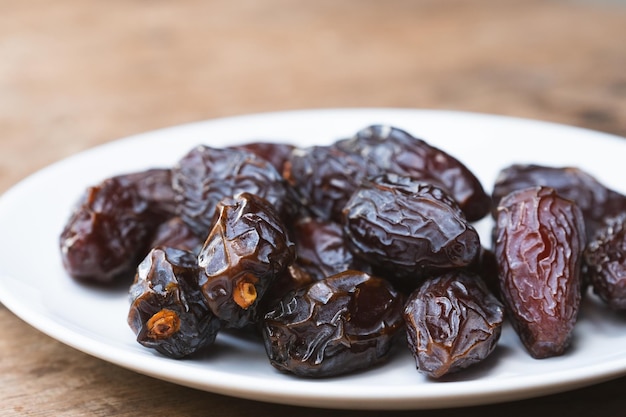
xmin=342 ymin=174 xmax=480 ymax=289
xmin=492 ymin=164 xmax=626 ymax=237
xmin=232 ymin=141 xmax=295 ymax=174
xmin=283 ymin=144 xmax=379 ymax=222
xmin=292 ymin=217 xmax=371 ymax=281
xmin=128 ymin=247 xmax=221 ymax=358
xmin=172 ymin=145 xmax=291 ymax=236
xmin=495 ymin=186 xmax=586 ymax=358
xmin=404 ymin=270 xmax=504 ymax=378
xmin=261 ymin=270 xmax=405 ymax=378
xmin=584 ymin=213 xmax=626 ymax=309
xmin=197 ymin=193 xmax=295 ymax=328
xmin=335 ymin=125 xmax=491 ymax=221
xmin=149 ymin=216 xmax=205 ymax=254
xmin=60 ymin=172 xmax=169 ymax=285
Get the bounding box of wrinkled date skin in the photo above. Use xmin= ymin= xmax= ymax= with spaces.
xmin=172 ymin=145 xmax=291 ymax=236
xmin=231 ymin=141 xmax=296 ymax=175
xmin=283 ymin=145 xmax=380 ymax=222
xmin=292 ymin=217 xmax=371 ymax=281
xmin=492 ymin=164 xmax=626 ymax=237
xmin=60 ymin=172 xmax=171 ymax=285
xmin=128 ymin=168 xmax=178 ymax=218
xmin=495 ymin=186 xmax=586 ymax=359
xmin=261 ymin=270 xmax=405 ymax=378
xmin=343 ymin=174 xmax=480 ymax=289
xmin=335 ymin=125 xmax=491 ymax=222
xmin=404 ymin=270 xmax=504 ymax=378
xmin=149 ymin=216 xmax=205 ymax=254
xmin=584 ymin=213 xmax=626 ymax=309
xmin=128 ymin=247 xmax=221 ymax=358
xmin=197 ymin=193 xmax=296 ymax=328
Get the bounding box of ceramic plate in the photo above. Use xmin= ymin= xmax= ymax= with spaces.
xmin=1 ymin=109 xmax=626 ymax=410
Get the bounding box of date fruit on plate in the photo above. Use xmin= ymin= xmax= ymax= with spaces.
xmin=404 ymin=270 xmax=504 ymax=378
xmin=231 ymin=141 xmax=295 ymax=175
xmin=172 ymin=145 xmax=291 ymax=236
xmin=342 ymin=174 xmax=480 ymax=290
xmin=149 ymin=216 xmax=205 ymax=255
xmin=261 ymin=270 xmax=405 ymax=378
xmin=492 ymin=164 xmax=626 ymax=237
xmin=128 ymin=247 xmax=221 ymax=358
xmin=495 ymin=186 xmax=586 ymax=359
xmin=283 ymin=144 xmax=380 ymax=222
xmin=291 ymin=217 xmax=371 ymax=281
xmin=335 ymin=125 xmax=492 ymax=222
xmin=584 ymin=212 xmax=626 ymax=310
xmin=197 ymin=193 xmax=295 ymax=328
xmin=59 ymin=170 xmax=173 ymax=285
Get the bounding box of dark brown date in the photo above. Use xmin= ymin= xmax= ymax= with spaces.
xmin=60 ymin=172 xmax=169 ymax=285
xmin=335 ymin=125 xmax=491 ymax=221
xmin=292 ymin=217 xmax=371 ymax=281
xmin=128 ymin=247 xmax=221 ymax=358
xmin=343 ymin=174 xmax=480 ymax=289
xmin=283 ymin=144 xmax=380 ymax=222
xmin=231 ymin=141 xmax=295 ymax=174
xmin=172 ymin=145 xmax=290 ymax=236
xmin=584 ymin=213 xmax=626 ymax=309
xmin=495 ymin=186 xmax=586 ymax=358
xmin=128 ymin=168 xmax=178 ymax=218
xmin=261 ymin=270 xmax=405 ymax=378
xmin=492 ymin=164 xmax=626 ymax=237
xmin=404 ymin=270 xmax=504 ymax=378
xmin=149 ymin=216 xmax=205 ymax=254
xmin=197 ymin=193 xmax=295 ymax=328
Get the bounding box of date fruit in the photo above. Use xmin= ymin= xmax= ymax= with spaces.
xmin=492 ymin=164 xmax=626 ymax=237
xmin=197 ymin=193 xmax=295 ymax=328
xmin=342 ymin=174 xmax=480 ymax=288
xmin=335 ymin=125 xmax=491 ymax=221
xmin=128 ymin=247 xmax=221 ymax=358
xmin=261 ymin=270 xmax=405 ymax=378
xmin=584 ymin=213 xmax=626 ymax=309
xmin=172 ymin=145 xmax=290 ymax=236
xmin=292 ymin=217 xmax=371 ymax=281
xmin=283 ymin=144 xmax=379 ymax=222
xmin=495 ymin=186 xmax=586 ymax=358
xmin=60 ymin=172 xmax=169 ymax=284
xmin=404 ymin=270 xmax=504 ymax=378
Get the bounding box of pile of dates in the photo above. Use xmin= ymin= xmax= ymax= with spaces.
xmin=59 ymin=124 xmax=626 ymax=379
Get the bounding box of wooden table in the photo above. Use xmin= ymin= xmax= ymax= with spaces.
xmin=2 ymin=1 xmax=626 ymax=415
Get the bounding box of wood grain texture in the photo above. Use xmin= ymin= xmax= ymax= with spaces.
xmin=1 ymin=0 xmax=626 ymax=415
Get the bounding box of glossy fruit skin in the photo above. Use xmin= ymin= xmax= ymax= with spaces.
xmin=261 ymin=270 xmax=405 ymax=378
xmin=283 ymin=144 xmax=380 ymax=222
xmin=403 ymin=270 xmax=504 ymax=378
xmin=495 ymin=186 xmax=586 ymax=359
xmin=231 ymin=141 xmax=295 ymax=175
xmin=335 ymin=125 xmax=491 ymax=222
xmin=59 ymin=172 xmax=170 ymax=285
xmin=342 ymin=174 xmax=480 ymax=289
xmin=149 ymin=216 xmax=205 ymax=255
xmin=172 ymin=145 xmax=290 ymax=236
xmin=292 ymin=217 xmax=371 ymax=281
xmin=128 ymin=247 xmax=221 ymax=358
xmin=492 ymin=164 xmax=626 ymax=237
xmin=584 ymin=213 xmax=626 ymax=309
xmin=197 ymin=193 xmax=295 ymax=328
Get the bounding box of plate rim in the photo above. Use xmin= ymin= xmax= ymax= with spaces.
xmin=1 ymin=107 xmax=626 ymax=410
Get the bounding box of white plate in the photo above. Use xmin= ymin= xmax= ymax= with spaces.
xmin=1 ymin=108 xmax=626 ymax=410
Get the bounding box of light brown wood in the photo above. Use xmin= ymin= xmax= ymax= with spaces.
xmin=2 ymin=0 xmax=626 ymax=415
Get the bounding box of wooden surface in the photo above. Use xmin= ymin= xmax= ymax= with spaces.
xmin=2 ymin=0 xmax=626 ymax=415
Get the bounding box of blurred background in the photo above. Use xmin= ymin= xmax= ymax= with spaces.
xmin=1 ymin=0 xmax=625 ymax=192
xmin=1 ymin=1 xmax=626 ymax=415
